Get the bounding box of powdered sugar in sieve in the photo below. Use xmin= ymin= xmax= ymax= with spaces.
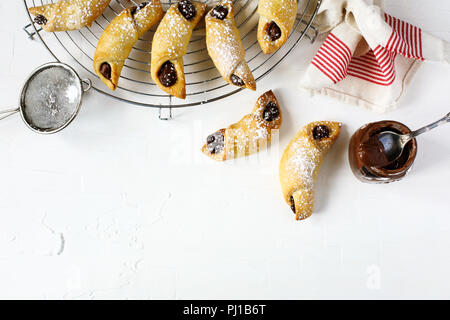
xmin=0 ymin=62 xmax=93 ymax=134
xmin=21 ymin=65 xmax=82 ymax=132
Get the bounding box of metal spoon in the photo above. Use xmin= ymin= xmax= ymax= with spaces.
xmin=378 ymin=112 xmax=450 ymax=164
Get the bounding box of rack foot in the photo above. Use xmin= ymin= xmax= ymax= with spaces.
xmin=23 ymin=23 xmax=42 ymax=40
xmin=305 ymin=24 xmax=319 ymax=44
xmin=159 ymin=108 xmax=173 ymax=120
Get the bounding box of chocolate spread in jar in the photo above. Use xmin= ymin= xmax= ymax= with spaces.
xmin=348 ymin=121 xmax=418 ymax=183
xmin=358 ymin=134 xmax=391 ymax=168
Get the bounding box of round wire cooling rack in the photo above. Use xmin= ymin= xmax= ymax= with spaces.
xmin=23 ymin=0 xmax=322 ymax=115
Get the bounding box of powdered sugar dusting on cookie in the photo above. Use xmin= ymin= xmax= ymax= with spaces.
xmin=103 ymin=13 xmax=137 ymax=58
xmin=204 ymin=90 xmax=282 ymax=161
xmin=258 ymin=0 xmax=298 ymax=50
xmin=224 ymin=116 xmax=270 ymax=159
xmin=285 ymin=121 xmax=340 ymax=191
xmin=152 ymin=2 xmax=205 ymax=62
xmin=206 ymin=0 xmax=248 ymax=78
xmin=93 ymin=1 xmax=163 ymax=89
xmin=95 ymin=2 xmax=162 ymax=62
xmin=133 ymin=3 xmax=163 ymax=32
xmin=30 ymin=0 xmax=111 ymax=32
xmin=258 ymin=0 xmax=297 ymax=27
xmin=287 ymin=137 xmax=319 ymax=192
xmin=280 ymin=121 xmax=341 ymax=219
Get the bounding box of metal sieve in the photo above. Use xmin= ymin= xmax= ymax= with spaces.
xmin=0 ymin=62 xmax=91 ymax=134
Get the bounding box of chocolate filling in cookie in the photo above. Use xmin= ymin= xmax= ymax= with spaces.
xmin=230 ymin=74 xmax=244 ymax=87
xmin=312 ymin=125 xmax=330 ymax=140
xmin=139 ymin=1 xmax=149 ymax=9
xmin=267 ymin=21 xmax=281 ymax=41
xmin=206 ymin=131 xmax=224 ymax=154
xmin=290 ymin=196 xmax=296 ymax=214
xmin=210 ymin=5 xmax=228 ymax=20
xmin=262 ymin=101 xmax=280 ymax=122
xmin=158 ymin=61 xmax=177 ymax=87
xmin=178 ymin=0 xmax=197 ymax=21
xmin=100 ymin=62 xmax=112 ymax=80
xmin=131 ymin=2 xmax=149 ymax=16
xmin=130 ymin=6 xmax=138 ymax=16
xmin=34 ymin=14 xmax=48 ymax=25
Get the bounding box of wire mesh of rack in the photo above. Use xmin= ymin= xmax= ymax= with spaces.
xmin=23 ymin=0 xmax=322 ymax=110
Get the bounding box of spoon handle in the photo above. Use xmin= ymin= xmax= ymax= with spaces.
xmin=410 ymin=112 xmax=450 ymax=138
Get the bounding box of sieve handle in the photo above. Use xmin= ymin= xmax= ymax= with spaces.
xmin=82 ymin=79 xmax=92 ymax=92
xmin=0 ymin=107 xmax=19 ymax=121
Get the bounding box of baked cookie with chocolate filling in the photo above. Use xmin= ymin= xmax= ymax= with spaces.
xmin=279 ymin=121 xmax=341 ymax=220
xmin=202 ymin=90 xmax=281 ymax=161
xmin=28 ymin=0 xmax=111 ymax=32
xmin=94 ymin=1 xmax=163 ymax=90
xmin=206 ymin=0 xmax=256 ymax=91
xmin=151 ymin=0 xmax=207 ymax=99
xmin=257 ymin=0 xmax=298 ymax=54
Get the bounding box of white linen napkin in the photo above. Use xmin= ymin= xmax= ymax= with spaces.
xmin=299 ymin=0 xmax=450 ymax=112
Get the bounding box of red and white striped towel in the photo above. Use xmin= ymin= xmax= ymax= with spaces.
xmin=300 ymin=0 xmax=450 ymax=112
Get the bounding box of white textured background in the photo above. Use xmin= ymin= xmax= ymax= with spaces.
xmin=1 ymin=0 xmax=449 ymax=299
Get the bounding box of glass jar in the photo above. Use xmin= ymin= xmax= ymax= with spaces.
xmin=348 ymin=121 xmax=418 ymax=183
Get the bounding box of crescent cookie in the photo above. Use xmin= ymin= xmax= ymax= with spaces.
xmin=202 ymin=90 xmax=282 ymax=161
xmin=94 ymin=1 xmax=164 ymax=91
xmin=257 ymin=0 xmax=298 ymax=54
xmin=29 ymin=0 xmax=111 ymax=32
xmin=151 ymin=0 xmax=207 ymax=99
xmin=206 ymin=0 xmax=256 ymax=91
xmin=279 ymin=121 xmax=341 ymax=220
